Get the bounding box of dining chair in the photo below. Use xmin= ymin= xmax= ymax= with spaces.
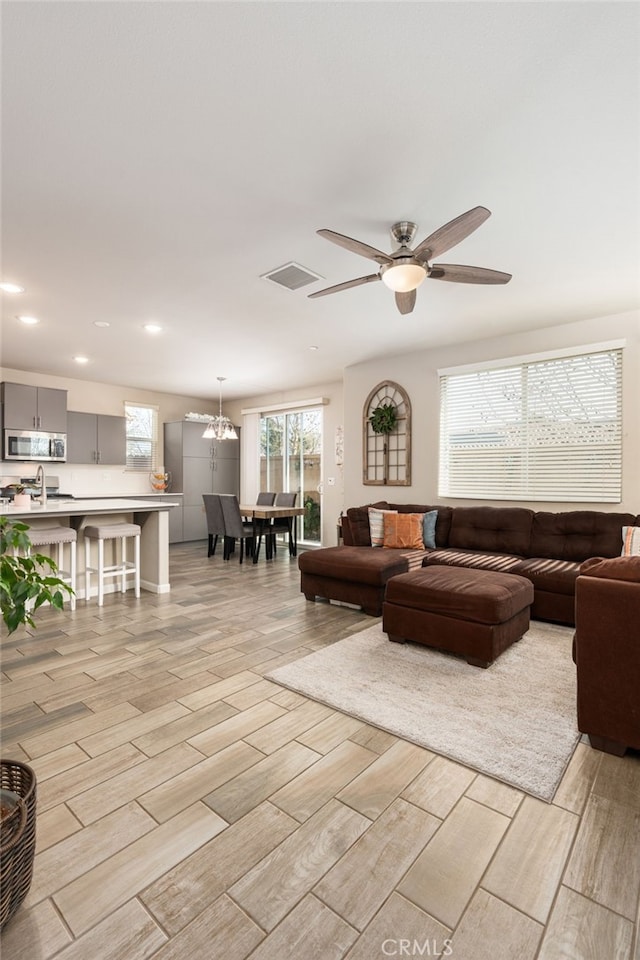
xmin=268 ymin=491 xmax=298 ymax=556
xmin=220 ymin=494 xmax=258 ymax=564
xmin=202 ymin=494 xmax=225 ymax=557
xmin=254 ymin=492 xmax=276 ymax=558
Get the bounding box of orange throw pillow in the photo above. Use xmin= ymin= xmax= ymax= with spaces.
xmin=383 ymin=513 xmax=425 ymax=550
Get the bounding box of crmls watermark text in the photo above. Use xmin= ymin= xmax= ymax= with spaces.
xmin=381 ymin=939 xmax=453 ymax=957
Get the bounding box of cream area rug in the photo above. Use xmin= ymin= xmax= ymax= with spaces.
xmin=267 ymin=621 xmax=580 ymax=801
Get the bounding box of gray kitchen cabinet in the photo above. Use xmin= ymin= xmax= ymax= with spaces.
xmin=1 ymin=382 xmax=67 ymax=432
xmin=168 ymin=503 xmax=183 ymax=543
xmin=95 ymin=415 xmax=127 ymax=464
xmin=163 ymin=420 xmax=240 ymax=542
xmin=67 ymin=411 xmax=126 ymax=464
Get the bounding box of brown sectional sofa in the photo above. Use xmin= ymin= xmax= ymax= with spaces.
xmin=298 ymin=501 xmax=639 ymax=626
xmin=573 ymin=555 xmax=640 ymax=755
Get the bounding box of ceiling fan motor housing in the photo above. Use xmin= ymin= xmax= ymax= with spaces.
xmin=390 ymin=221 xmax=418 ymax=248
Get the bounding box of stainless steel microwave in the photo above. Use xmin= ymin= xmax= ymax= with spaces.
xmin=3 ymin=429 xmax=66 ymax=462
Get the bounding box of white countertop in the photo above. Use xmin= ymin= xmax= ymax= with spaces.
xmin=0 ymin=498 xmax=181 ymax=518
xmin=75 ymin=492 xmax=183 ymax=499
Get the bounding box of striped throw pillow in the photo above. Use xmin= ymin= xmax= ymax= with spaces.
xmin=622 ymin=526 xmax=640 ymax=556
xmin=368 ymin=508 xmax=397 ymax=547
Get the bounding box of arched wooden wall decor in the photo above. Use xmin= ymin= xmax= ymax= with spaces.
xmin=363 ymin=380 xmax=411 ymax=485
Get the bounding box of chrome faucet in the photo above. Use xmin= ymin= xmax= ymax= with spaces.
xmin=35 ymin=464 xmax=47 ymax=505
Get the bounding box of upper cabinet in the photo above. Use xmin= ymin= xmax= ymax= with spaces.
xmin=67 ymin=411 xmax=126 ymax=464
xmin=1 ymin=382 xmax=67 ymax=432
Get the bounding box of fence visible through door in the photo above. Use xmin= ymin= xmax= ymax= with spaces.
xmin=260 ymin=408 xmax=322 ymax=545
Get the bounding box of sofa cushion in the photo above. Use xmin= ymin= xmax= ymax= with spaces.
xmin=529 ymin=511 xmax=636 ymax=562
xmin=448 ymin=506 xmax=534 ymax=557
xmin=511 ymin=557 xmax=581 ymax=596
xmin=423 ymin=548 xmax=525 ymax=574
xmin=298 ymin=545 xmax=409 ymax=587
xmin=383 ymin=513 xmax=424 ymax=549
xmin=579 ymin=555 xmax=640 ymax=582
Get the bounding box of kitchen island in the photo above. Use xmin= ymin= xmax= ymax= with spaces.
xmin=1 ymin=498 xmax=180 ymax=596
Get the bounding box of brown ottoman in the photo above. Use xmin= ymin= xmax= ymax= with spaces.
xmin=383 ymin=566 xmax=534 ymax=667
xmin=299 ymin=546 xmax=412 ymax=616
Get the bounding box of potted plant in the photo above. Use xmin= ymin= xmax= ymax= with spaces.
xmin=369 ymin=402 xmax=397 ymax=434
xmin=7 ymin=484 xmax=31 ymax=507
xmin=0 ymin=518 xmax=73 ymax=634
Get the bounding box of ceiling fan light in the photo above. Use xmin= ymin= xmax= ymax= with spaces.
xmin=381 ymin=262 xmax=427 ymax=293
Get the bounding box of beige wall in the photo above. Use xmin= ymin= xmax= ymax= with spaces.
xmin=0 ymin=366 xmax=217 ymax=497
xmin=342 ymin=310 xmax=640 ymax=514
xmin=5 ymin=307 xmax=637 ymax=523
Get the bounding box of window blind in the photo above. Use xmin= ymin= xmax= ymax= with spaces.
xmin=125 ymin=402 xmax=158 ymax=471
xmin=438 ymin=348 xmax=622 ymax=502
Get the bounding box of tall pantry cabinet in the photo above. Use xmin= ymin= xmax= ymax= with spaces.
xmin=163 ymin=420 xmax=240 ymax=543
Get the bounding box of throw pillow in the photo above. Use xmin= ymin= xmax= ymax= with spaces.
xmin=383 ymin=512 xmax=425 ymax=550
xmin=622 ymin=526 xmax=640 ymax=556
xmin=368 ymin=507 xmax=397 ymax=547
xmin=422 ymin=509 xmax=438 ymax=549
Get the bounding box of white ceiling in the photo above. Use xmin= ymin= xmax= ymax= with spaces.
xmin=2 ymin=2 xmax=639 ymax=402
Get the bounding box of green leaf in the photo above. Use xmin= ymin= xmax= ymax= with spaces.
xmin=369 ymin=402 xmax=398 ymax=434
xmin=0 ymin=517 xmax=72 ymax=634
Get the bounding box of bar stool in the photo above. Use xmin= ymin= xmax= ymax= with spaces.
xmin=24 ymin=526 xmax=77 ymax=611
xmin=84 ymin=522 xmax=141 ymax=606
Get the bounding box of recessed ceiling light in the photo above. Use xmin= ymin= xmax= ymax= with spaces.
xmin=94 ymin=321 xmax=110 ymax=328
xmin=144 ymin=323 xmax=162 ymax=334
xmin=73 ymin=356 xmax=89 ymax=364
xmin=1 ymin=282 xmax=25 ymax=294
xmin=309 ymin=345 xmax=319 ymax=351
xmin=17 ymin=315 xmax=39 ymax=325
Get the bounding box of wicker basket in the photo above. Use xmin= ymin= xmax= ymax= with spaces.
xmin=0 ymin=760 xmax=37 ymax=930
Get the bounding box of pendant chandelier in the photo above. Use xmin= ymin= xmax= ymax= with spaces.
xmin=202 ymin=376 xmax=238 ymax=440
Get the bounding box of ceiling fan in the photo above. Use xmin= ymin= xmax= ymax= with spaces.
xmin=309 ymin=206 xmax=511 ymax=315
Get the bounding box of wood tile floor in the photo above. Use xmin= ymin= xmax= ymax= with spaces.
xmin=1 ymin=540 xmax=639 ymax=959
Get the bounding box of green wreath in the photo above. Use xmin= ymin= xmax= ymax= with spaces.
xmin=369 ymin=402 xmax=397 ymax=434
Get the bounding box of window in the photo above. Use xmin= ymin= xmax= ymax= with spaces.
xmin=125 ymin=402 xmax=158 ymax=471
xmin=438 ymin=345 xmax=623 ymax=502
xmin=260 ymin=407 xmax=322 ymax=544
xmin=362 ymin=380 xmax=411 ymax=485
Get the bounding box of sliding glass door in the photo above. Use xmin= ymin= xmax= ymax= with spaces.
xmin=260 ymin=408 xmax=322 ymax=545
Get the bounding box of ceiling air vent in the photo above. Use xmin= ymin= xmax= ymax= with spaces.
xmin=261 ymin=262 xmax=323 ymax=291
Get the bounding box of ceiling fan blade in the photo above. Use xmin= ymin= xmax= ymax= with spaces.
xmin=429 ymin=263 xmax=512 ymax=284
xmin=413 ymin=206 xmax=491 ymax=261
xmin=317 ymin=229 xmax=392 ymax=266
xmin=308 ymin=273 xmax=381 ymax=299
xmin=395 ymin=290 xmax=416 ymax=315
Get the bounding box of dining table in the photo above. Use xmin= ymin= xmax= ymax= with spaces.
xmin=239 ymin=504 xmax=306 ymax=563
